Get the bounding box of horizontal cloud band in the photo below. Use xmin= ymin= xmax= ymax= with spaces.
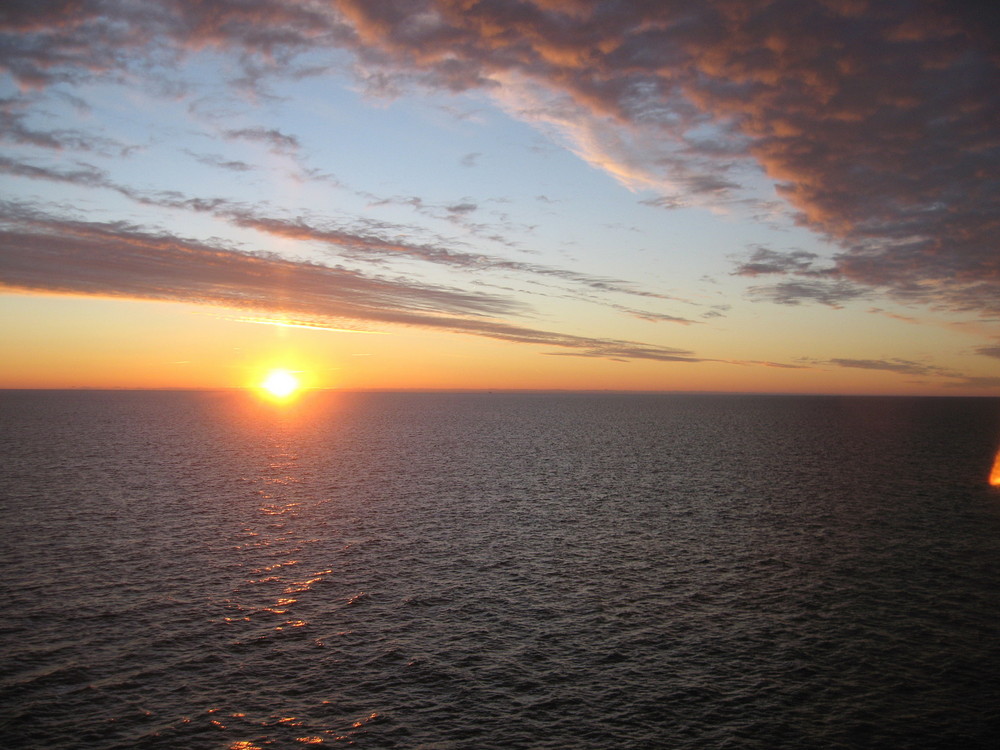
xmin=0 ymin=202 xmax=700 ymax=363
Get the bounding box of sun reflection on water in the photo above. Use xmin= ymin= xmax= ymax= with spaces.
xmin=990 ymin=448 xmax=1000 ymax=486
xmin=209 ymin=390 xmax=375 ymax=746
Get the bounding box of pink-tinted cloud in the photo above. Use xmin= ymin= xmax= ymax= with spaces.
xmin=335 ymin=1 xmax=998 ymax=316
xmin=3 ymin=1 xmax=998 ymax=317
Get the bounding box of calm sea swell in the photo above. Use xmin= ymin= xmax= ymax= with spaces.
xmin=2 ymin=391 xmax=999 ymax=748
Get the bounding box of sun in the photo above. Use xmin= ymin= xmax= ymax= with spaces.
xmin=260 ymin=369 xmax=301 ymax=400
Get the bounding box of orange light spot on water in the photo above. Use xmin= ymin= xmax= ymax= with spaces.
xmin=990 ymin=449 xmax=1000 ymax=486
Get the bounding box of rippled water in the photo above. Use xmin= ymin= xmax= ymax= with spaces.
xmin=2 ymin=391 xmax=1000 ymax=749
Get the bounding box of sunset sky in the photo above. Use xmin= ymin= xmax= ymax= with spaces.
xmin=1 ymin=0 xmax=998 ymax=394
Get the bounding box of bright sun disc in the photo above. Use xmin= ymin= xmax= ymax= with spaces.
xmin=261 ymin=369 xmax=300 ymax=399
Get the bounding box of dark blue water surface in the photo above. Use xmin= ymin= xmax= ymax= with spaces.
xmin=2 ymin=391 xmax=999 ymax=749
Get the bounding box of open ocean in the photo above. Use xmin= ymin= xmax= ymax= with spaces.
xmin=2 ymin=390 xmax=999 ymax=749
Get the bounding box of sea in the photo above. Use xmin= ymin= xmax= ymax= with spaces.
xmin=2 ymin=390 xmax=999 ymax=749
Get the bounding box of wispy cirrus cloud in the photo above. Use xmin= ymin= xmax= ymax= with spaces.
xmin=818 ymin=356 xmax=1000 ymax=389
xmin=827 ymin=358 xmax=955 ymax=378
xmin=0 ymin=199 xmax=701 ymax=363
xmin=185 ymin=150 xmax=254 ymax=172
xmin=974 ymin=346 xmax=1000 ymax=361
xmin=0 ymin=153 xmax=683 ymax=311
xmin=0 ymin=96 xmax=132 ymax=156
xmin=223 ymin=127 xmax=301 ymax=155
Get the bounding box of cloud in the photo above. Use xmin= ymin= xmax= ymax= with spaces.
xmin=186 ymin=151 xmax=254 ymax=172
xmin=975 ymin=345 xmax=1000 ymax=360
xmin=945 ymin=376 xmax=1000 ymax=389
xmin=730 ymin=360 xmax=811 ymax=370
xmin=0 ymin=154 xmax=108 ymax=188
xmin=0 ymin=200 xmax=700 ymax=362
xmin=612 ymin=305 xmax=698 ymax=326
xmin=0 ymin=0 xmax=346 ymax=87
xmin=327 ymin=1 xmax=1000 ymax=317
xmin=747 ymin=279 xmax=868 ymax=308
xmin=223 ymin=127 xmax=301 ymax=154
xmin=827 ymin=358 xmax=954 ymax=377
xmin=0 ymin=153 xmax=680 ymax=308
xmin=823 ymin=357 xmax=1000 ymax=389
xmin=4 ymin=0 xmax=998 ymax=318
xmin=733 ymin=247 xmax=824 ymax=277
xmin=0 ymin=96 xmax=130 ymax=155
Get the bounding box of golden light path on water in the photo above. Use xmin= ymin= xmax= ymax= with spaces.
xmin=220 ymin=387 xmax=378 ymax=747
xmin=990 ymin=448 xmax=1000 ymax=486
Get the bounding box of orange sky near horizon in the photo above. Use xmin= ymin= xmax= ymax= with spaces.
xmin=1 ymin=294 xmax=993 ymax=396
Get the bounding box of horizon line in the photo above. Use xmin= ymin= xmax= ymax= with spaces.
xmin=0 ymin=387 xmax=996 ymax=398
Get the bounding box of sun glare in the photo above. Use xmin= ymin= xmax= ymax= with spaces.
xmin=990 ymin=448 xmax=1000 ymax=487
xmin=260 ymin=369 xmax=301 ymax=400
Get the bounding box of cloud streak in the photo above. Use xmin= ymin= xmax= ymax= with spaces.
xmin=0 ymin=153 xmax=683 ymax=311
xmin=0 ymin=200 xmax=701 ymax=363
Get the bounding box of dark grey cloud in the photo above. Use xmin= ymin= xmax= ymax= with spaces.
xmin=747 ymin=279 xmax=868 ymax=308
xmin=733 ymin=247 xmax=824 ymax=277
